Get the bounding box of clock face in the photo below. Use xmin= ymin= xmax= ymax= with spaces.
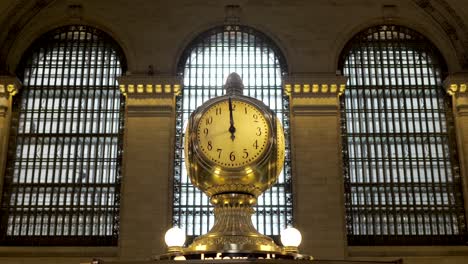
xmin=196 ymin=99 xmax=270 ymax=168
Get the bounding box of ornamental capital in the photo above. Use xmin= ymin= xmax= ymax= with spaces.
xmin=444 ymin=72 xmax=468 ymax=96
xmin=0 ymin=76 xmax=21 ymax=99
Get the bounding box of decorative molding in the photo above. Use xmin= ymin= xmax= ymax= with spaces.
xmin=285 ymin=83 xmax=346 ymax=97
xmin=118 ymin=74 xmax=181 ymax=117
xmin=117 ymin=74 xmax=182 ymax=98
xmin=445 ymin=84 xmax=468 ymax=97
xmin=443 ymin=72 xmax=468 ymax=115
xmin=284 ymin=73 xmax=347 ymax=98
xmin=284 ymin=73 xmax=345 ymax=116
xmin=119 ymin=84 xmax=181 ymax=98
xmin=444 ymin=72 xmax=468 ymax=96
xmin=0 ymin=76 xmax=21 ymax=99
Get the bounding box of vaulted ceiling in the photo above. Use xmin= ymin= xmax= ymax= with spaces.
xmin=1 ymin=0 xmax=468 ymax=72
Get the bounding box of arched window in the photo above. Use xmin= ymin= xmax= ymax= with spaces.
xmin=174 ymin=25 xmax=292 ymax=242
xmin=340 ymin=25 xmax=467 ymax=245
xmin=1 ymin=25 xmax=126 ymax=246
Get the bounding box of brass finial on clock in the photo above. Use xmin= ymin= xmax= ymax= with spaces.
xmin=184 ymin=73 xmax=285 ymax=254
xmin=224 ymin=72 xmax=244 ymax=95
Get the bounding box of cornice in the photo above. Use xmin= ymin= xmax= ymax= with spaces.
xmin=117 ymin=74 xmax=182 ymax=98
xmin=118 ymin=74 xmax=181 ymax=117
xmin=284 ymin=73 xmax=347 ymax=98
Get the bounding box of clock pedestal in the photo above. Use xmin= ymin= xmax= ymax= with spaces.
xmin=187 ymin=193 xmax=281 ymax=253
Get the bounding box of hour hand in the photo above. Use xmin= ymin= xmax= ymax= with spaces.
xmin=228 ymin=97 xmax=236 ymax=141
xmin=229 ymin=126 xmax=236 ymax=141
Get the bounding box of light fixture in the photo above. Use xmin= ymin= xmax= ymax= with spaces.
xmin=280 ymin=227 xmax=302 ymax=253
xmin=164 ymin=227 xmax=186 ymax=253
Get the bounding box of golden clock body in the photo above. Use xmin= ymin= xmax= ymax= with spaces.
xmin=182 ymin=73 xmax=286 ymax=254
xmin=185 ymin=95 xmax=285 ymax=198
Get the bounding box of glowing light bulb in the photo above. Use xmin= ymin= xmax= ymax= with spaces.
xmin=281 ymin=227 xmax=302 ymax=248
xmin=164 ymin=227 xmax=186 ymax=248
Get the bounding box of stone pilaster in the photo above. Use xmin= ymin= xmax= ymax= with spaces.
xmin=117 ymin=74 xmax=181 ymax=260
xmin=444 ymin=72 xmax=468 ymax=224
xmin=0 ymin=76 xmax=20 ymax=197
xmin=285 ymin=73 xmax=347 ymax=260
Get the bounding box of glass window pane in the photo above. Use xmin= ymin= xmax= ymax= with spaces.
xmin=173 ymin=25 xmax=292 ymax=243
xmin=341 ymin=25 xmax=467 ymax=245
xmin=1 ymin=25 xmax=126 ymax=246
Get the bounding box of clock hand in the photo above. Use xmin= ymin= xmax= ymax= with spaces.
xmin=228 ymin=97 xmax=236 ymax=141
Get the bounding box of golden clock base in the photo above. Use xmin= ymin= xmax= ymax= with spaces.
xmin=186 ymin=193 xmax=282 ymax=254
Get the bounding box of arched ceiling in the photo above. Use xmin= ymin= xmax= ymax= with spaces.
xmin=412 ymin=0 xmax=468 ymax=68
xmin=0 ymin=0 xmax=59 ymax=73
xmin=0 ymin=0 xmax=468 ymax=72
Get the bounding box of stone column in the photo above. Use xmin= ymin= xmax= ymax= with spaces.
xmin=0 ymin=76 xmax=20 ymax=192
xmin=444 ymin=73 xmax=468 ymax=224
xmin=117 ymin=74 xmax=181 ymax=260
xmin=285 ymin=73 xmax=347 ymax=260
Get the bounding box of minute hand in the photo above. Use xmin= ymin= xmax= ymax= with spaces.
xmin=228 ymin=97 xmax=236 ymax=141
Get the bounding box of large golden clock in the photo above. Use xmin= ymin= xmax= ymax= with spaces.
xmin=184 ymin=73 xmax=285 ymax=254
xmin=185 ymin=73 xmax=284 ymax=198
xmin=196 ymin=98 xmax=270 ymax=168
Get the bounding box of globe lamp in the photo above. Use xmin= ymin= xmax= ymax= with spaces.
xmin=164 ymin=227 xmax=186 ymax=253
xmin=280 ymin=227 xmax=302 ymax=253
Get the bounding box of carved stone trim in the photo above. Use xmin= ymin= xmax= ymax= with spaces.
xmin=285 ymin=73 xmax=344 ymax=116
xmin=284 ymin=73 xmax=347 ymax=98
xmin=444 ymin=72 xmax=468 ymax=96
xmin=118 ymin=74 xmax=180 ymax=117
xmin=119 ymin=84 xmax=180 ymax=98
xmin=285 ymin=83 xmax=346 ymax=97
xmin=117 ymin=74 xmax=182 ymax=98
xmin=0 ymin=76 xmax=21 ymax=99
xmin=443 ymin=73 xmax=468 ymax=117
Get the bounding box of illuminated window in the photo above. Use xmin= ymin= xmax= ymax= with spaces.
xmin=340 ymin=25 xmax=467 ymax=245
xmin=173 ymin=25 xmax=292 ymax=243
xmin=0 ymin=25 xmax=126 ymax=246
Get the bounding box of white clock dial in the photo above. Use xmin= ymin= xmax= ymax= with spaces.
xmin=196 ymin=99 xmax=270 ymax=168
